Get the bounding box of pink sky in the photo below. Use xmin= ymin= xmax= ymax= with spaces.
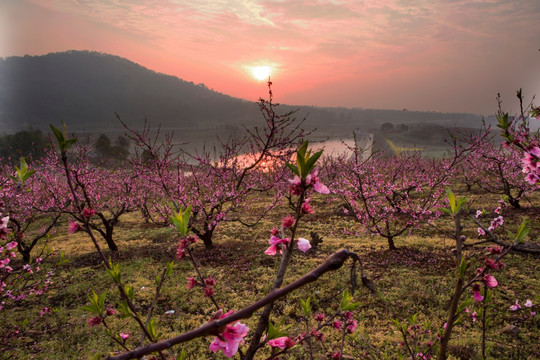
xmin=1 ymin=0 xmax=539 ymax=115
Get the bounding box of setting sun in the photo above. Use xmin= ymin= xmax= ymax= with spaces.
xmin=250 ymin=65 xmax=272 ymax=81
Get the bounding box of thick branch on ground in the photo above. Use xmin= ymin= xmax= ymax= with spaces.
xmin=105 ymin=249 xmax=370 ymax=360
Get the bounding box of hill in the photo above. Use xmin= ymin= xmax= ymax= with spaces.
xmin=0 ymin=51 xmax=484 ymax=143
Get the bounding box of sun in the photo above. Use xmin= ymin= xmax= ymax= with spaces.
xmin=250 ymin=65 xmax=272 ymax=81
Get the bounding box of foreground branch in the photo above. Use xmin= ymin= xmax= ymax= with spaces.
xmin=106 ymin=249 xmax=367 ymax=360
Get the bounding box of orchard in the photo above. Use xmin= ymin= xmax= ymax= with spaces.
xmin=1 ymin=85 xmax=539 ymax=359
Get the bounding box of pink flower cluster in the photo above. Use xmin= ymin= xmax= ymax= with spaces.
xmin=289 ymin=168 xmax=330 ymax=195
xmin=186 ymin=276 xmax=216 ymax=298
xmin=267 ymin=336 xmax=296 ymax=349
xmin=0 ymin=216 xmax=9 ymax=239
xmin=209 ymin=310 xmax=249 ymax=358
xmin=264 ymin=234 xmax=311 ymax=255
xmin=472 ymin=247 xmax=504 ymax=302
xmin=510 ymin=299 xmax=536 ymax=316
xmin=332 ymin=311 xmax=357 ymax=334
xmin=176 ymin=235 xmax=198 ymax=259
xmin=522 ymin=147 xmax=540 ymax=185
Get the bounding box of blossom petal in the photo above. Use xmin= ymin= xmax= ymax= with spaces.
xmin=297 ymin=238 xmax=311 ymax=252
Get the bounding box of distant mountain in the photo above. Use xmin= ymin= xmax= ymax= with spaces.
xmin=0 ymin=50 xmax=484 ymax=140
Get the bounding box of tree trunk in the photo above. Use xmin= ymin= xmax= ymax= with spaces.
xmin=200 ymin=228 xmax=214 ymax=249
xmin=387 ymin=236 xmax=397 ymax=250
xmin=104 ymin=223 xmax=119 ymax=252
xmin=508 ymin=196 xmax=521 ymax=209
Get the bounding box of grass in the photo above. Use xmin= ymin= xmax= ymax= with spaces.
xmin=1 ymin=187 xmax=539 ymax=359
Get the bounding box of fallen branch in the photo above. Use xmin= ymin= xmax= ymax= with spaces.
xmin=105 ymin=249 xmax=373 ymax=360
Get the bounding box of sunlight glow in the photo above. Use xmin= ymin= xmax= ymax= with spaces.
xmin=250 ymin=65 xmax=272 ymax=81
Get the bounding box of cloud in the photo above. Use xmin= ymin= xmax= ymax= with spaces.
xmin=8 ymin=0 xmax=540 ymax=113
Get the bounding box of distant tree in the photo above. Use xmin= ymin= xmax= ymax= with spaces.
xmin=93 ymin=134 xmax=130 ymax=162
xmin=94 ymin=134 xmax=113 ymax=160
xmin=397 ymin=123 xmax=409 ymax=132
xmin=113 ymin=135 xmax=130 ymax=159
xmin=0 ymin=128 xmax=48 ymax=162
xmin=381 ymin=122 xmax=394 ymax=132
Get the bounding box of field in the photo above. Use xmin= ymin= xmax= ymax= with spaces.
xmin=2 ymin=186 xmax=539 ymax=360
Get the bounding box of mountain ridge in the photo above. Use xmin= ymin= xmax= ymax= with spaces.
xmin=0 ymin=50 xmax=484 ymax=138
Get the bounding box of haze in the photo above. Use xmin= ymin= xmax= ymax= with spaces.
xmin=1 ymin=0 xmax=539 ymax=115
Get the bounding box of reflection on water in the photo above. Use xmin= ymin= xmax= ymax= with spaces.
xmin=311 ymin=138 xmax=356 ymax=156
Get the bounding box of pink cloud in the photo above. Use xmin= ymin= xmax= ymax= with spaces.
xmin=2 ymin=0 xmax=539 ymax=114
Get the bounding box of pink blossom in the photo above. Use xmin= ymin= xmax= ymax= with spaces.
xmin=301 ymin=199 xmax=314 ymax=214
xmin=488 ymin=246 xmax=504 ymax=255
xmin=484 ymin=274 xmax=498 ymax=288
xmin=297 ymin=238 xmax=311 ymax=252
xmin=267 ymin=336 xmax=295 ymax=349
xmin=282 ymin=215 xmax=295 ymax=228
xmin=0 ymin=216 xmax=9 ymax=239
xmin=40 ymin=307 xmax=51 ymax=316
xmin=82 ymin=208 xmax=96 ymax=219
xmin=333 ymin=320 xmax=342 ymax=330
xmin=186 ymin=277 xmax=198 ymax=290
xmin=209 ymin=311 xmax=249 ymax=358
xmin=308 ymin=168 xmax=330 ymax=194
xmin=67 ymin=221 xmax=81 ymax=234
xmin=473 ymin=284 xmax=484 ymax=302
xmin=87 ymin=316 xmax=102 ymax=327
xmin=204 ymin=286 xmax=214 ymax=297
xmin=475 ymin=210 xmax=482 ymax=218
xmin=288 ymin=176 xmax=303 ymax=195
xmin=106 ymin=307 xmax=116 ymax=316
xmin=265 ymin=236 xmax=290 ymax=256
xmin=120 ymin=332 xmax=130 ymax=340
xmin=346 ymin=320 xmax=358 ymax=333
xmin=510 ymin=300 xmax=521 ymax=311
xmin=471 ymin=312 xmax=477 ymax=322
xmin=314 ymin=313 xmax=325 ymax=322
xmin=477 ymin=227 xmax=486 ymax=237
xmin=524 ymin=299 xmax=533 ymax=308
xmin=5 ymin=241 xmax=17 ymax=251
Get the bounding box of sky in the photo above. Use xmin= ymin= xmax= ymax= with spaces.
xmin=1 ymin=0 xmax=539 ymax=115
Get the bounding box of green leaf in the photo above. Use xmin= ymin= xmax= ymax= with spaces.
xmin=147 ymin=318 xmax=157 ymax=340
xmin=267 ymin=320 xmax=288 ymax=341
xmin=446 ymin=189 xmax=456 ymax=215
xmin=83 ymin=291 xmax=105 ymax=315
xmin=118 ymin=301 xmax=132 ymax=318
xmin=300 ymin=297 xmax=311 ymax=317
xmin=286 ymin=162 xmax=300 ymax=176
xmin=50 ymin=124 xmax=65 ymax=145
xmin=178 ymin=349 xmax=187 ymax=360
xmin=165 ymin=261 xmax=175 ymax=276
xmin=303 ymin=150 xmax=323 ymax=175
xmin=170 ymin=205 xmax=192 ymax=236
xmin=455 ymin=196 xmax=467 ymax=214
xmin=458 ymin=258 xmax=469 ymax=280
xmin=50 ymin=122 xmax=77 ymax=152
xmin=296 ymin=150 xmax=306 ymax=178
xmin=106 ymin=260 xmax=121 ymax=284
xmin=124 ymin=285 xmax=134 ymax=302
xmin=297 ymin=141 xmax=308 ymax=159
xmin=14 ymin=157 xmax=36 ymax=184
xmin=514 ymin=219 xmax=530 ymax=243
xmin=340 ymin=289 xmax=361 ymax=311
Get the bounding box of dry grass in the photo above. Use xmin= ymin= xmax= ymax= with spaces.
xmin=1 ymin=188 xmax=539 ymax=359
